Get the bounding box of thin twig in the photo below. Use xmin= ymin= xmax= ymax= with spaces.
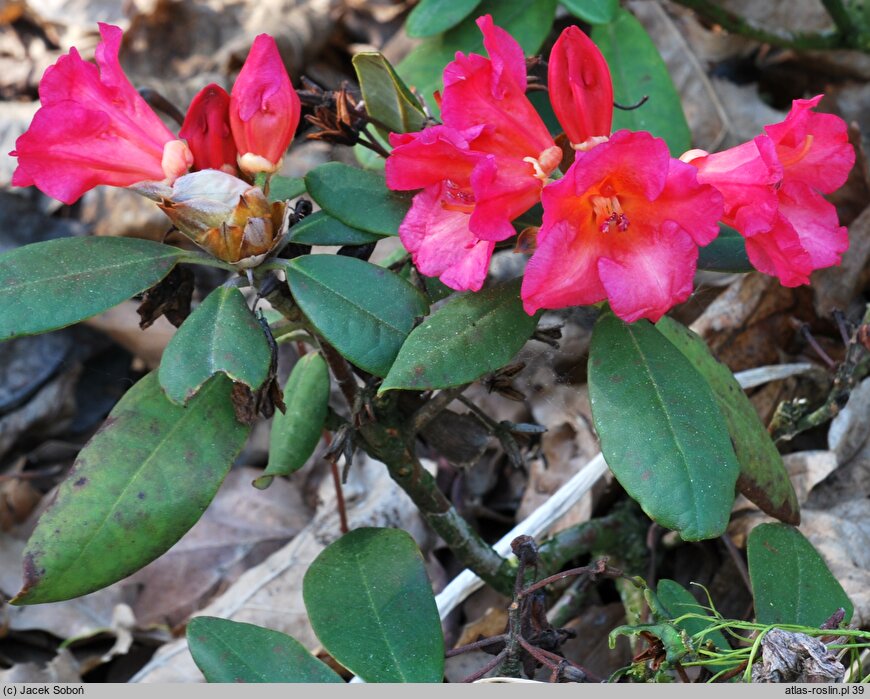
xmin=721 ymin=533 xmax=752 ymax=594
xmin=519 ymin=560 xmax=625 ymax=598
xmin=446 ymin=635 xmax=508 ymax=657
xmin=462 ymin=650 xmax=508 ymax=682
xmin=410 ymin=384 xmax=470 ymax=434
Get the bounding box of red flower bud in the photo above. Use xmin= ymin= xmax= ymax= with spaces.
xmin=180 ymin=84 xmax=238 ymax=174
xmin=229 ymin=35 xmax=300 ymax=174
xmin=548 ymin=26 xmax=613 ymax=148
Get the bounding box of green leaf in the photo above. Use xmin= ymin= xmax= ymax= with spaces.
xmin=0 ymin=237 xmax=184 ymax=341
xmin=656 ymin=579 xmax=731 ymax=668
xmin=289 ymin=211 xmax=384 ymax=246
xmin=381 ymin=278 xmax=536 ymax=391
xmin=398 ymin=0 xmax=557 ymax=118
xmin=187 ymin=617 xmax=343 ymax=683
xmin=159 ymin=287 xmax=272 ymax=405
xmin=748 ymin=523 xmax=853 ymax=627
xmin=697 ymin=226 xmax=753 ymax=273
xmin=303 ymin=528 xmax=444 ymax=683
xmin=560 ymin=0 xmax=618 ymax=25
xmin=406 ymin=0 xmax=483 ymax=37
xmin=587 ymin=312 xmax=740 ymax=540
xmin=592 ymin=9 xmax=692 ymax=155
xmin=267 ymin=175 xmax=306 ymax=203
xmin=11 ymin=373 xmax=249 ymax=604
xmin=304 ymin=162 xmax=409 ymax=236
xmin=284 ymin=255 xmax=429 ymax=377
xmin=353 ymin=52 xmax=427 ymax=135
xmin=656 ymin=316 xmax=799 ymax=525
xmin=255 ymin=353 xmax=330 ymax=489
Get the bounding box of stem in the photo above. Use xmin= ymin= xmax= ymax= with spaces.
xmin=359 ymin=414 xmax=514 ymax=595
xmin=316 ymin=340 xmax=359 ymax=409
xmin=671 ymin=0 xmax=847 ymax=50
xmin=409 ymin=384 xmax=470 ymax=433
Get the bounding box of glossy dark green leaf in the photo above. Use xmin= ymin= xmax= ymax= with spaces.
xmin=697 ymin=226 xmax=753 ymax=273
xmin=656 ymin=579 xmax=731 ymax=667
xmin=656 ymin=316 xmax=799 ymax=525
xmin=406 ymin=0 xmax=483 ymax=37
xmin=11 ymin=373 xmax=249 ymax=604
xmin=188 ymin=617 xmax=343 ymax=683
xmin=381 ymin=279 xmax=536 ymax=391
xmin=159 ymin=287 xmax=272 ymax=405
xmin=0 ymin=237 xmax=185 ymax=340
xmin=255 ymin=353 xmax=330 ymax=490
xmin=353 ymin=52 xmax=427 ymax=135
xmin=303 ymin=528 xmax=444 ymax=683
xmin=592 ymin=9 xmax=692 ymax=155
xmin=288 ymin=211 xmax=384 ymax=246
xmin=267 ymin=175 xmax=306 ymax=203
xmin=748 ymin=523 xmax=853 ymax=627
xmin=304 ymin=162 xmax=409 ymax=236
xmin=560 ymin=0 xmax=618 ymax=24
xmin=284 ymin=255 xmax=429 ymax=377
xmin=398 ymin=0 xmax=557 ymax=118
xmin=587 ymin=312 xmax=740 ymax=540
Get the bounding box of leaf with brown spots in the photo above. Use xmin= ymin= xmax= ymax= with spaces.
xmin=11 ymin=372 xmax=249 ymax=605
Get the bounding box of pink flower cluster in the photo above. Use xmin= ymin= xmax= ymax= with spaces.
xmin=386 ymin=17 xmax=855 ymax=322
xmin=10 ymin=24 xmax=300 ymax=206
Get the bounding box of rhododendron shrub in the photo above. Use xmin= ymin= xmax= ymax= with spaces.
xmin=1 ymin=6 xmax=861 ymax=683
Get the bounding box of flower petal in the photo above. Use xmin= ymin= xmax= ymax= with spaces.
xmin=685 ymin=135 xmax=781 ymax=237
xmin=10 ymin=102 xmax=169 ymax=204
xmin=521 ymin=219 xmax=608 ymax=314
xmin=777 ymin=180 xmax=849 ymax=271
xmin=743 ymin=215 xmax=813 ymax=287
xmin=598 ymin=225 xmax=697 ymax=323
xmin=765 ymin=95 xmax=855 ymax=193
xmin=385 ymin=125 xmax=483 ymax=191
xmin=440 ymin=15 xmax=553 ymax=161
xmin=469 ymin=154 xmax=543 ymax=241
xmin=638 ymin=156 xmax=724 ymax=246
xmin=400 ymin=185 xmax=494 ymax=291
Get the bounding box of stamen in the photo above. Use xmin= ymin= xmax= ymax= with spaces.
xmin=779 ymin=134 xmax=814 ymax=168
xmin=523 ymin=156 xmax=549 ymax=181
xmin=572 ymin=135 xmax=609 ymax=152
xmin=591 ymin=194 xmax=630 ymax=233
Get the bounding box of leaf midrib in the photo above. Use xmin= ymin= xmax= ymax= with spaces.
xmin=626 ymin=325 xmax=701 ymax=532
xmin=353 ymin=549 xmax=409 ymax=682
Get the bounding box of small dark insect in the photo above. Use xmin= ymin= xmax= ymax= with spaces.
xmin=482 ymin=362 xmax=527 ymax=401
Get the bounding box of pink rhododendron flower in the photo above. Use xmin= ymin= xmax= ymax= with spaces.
xmin=10 ymin=23 xmax=192 ymax=205
xmin=230 ymin=35 xmax=300 ymax=175
xmin=179 ymin=84 xmax=238 ymax=174
xmin=386 ymin=16 xmax=562 ymax=291
xmin=522 ymin=130 xmax=723 ymax=323
xmin=683 ymin=96 xmax=854 ymax=286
